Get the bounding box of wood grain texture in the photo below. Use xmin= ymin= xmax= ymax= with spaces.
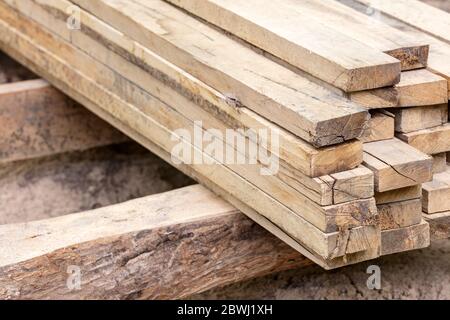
xmin=432 ymin=153 xmax=447 ymax=174
xmin=0 ymin=4 xmax=380 ymax=268
xmin=0 ymin=79 xmax=128 ymax=162
xmin=422 ymin=167 xmax=450 ymax=214
xmin=355 ymin=0 xmax=450 ymax=44
xmin=359 ymin=111 xmax=394 ymax=142
xmin=0 ymin=185 xmax=311 ymax=300
xmin=363 ymin=138 xmax=433 ymax=192
xmin=425 ymin=211 xmax=450 ymax=241
xmin=397 ymin=123 xmax=450 ymax=155
xmin=394 ymin=69 xmax=448 ymax=107
xmin=375 ymin=185 xmax=422 ymax=205
xmin=381 ymin=220 xmax=430 ymax=256
xmin=351 ymin=70 xmax=448 ymax=109
xmin=65 ymin=0 xmax=371 ymax=147
xmin=274 ymin=0 xmax=429 ymax=71
xmin=378 ymin=199 xmax=423 ymax=230
xmin=0 ymin=1 xmax=379 ymax=234
xmin=0 ymin=184 xmax=440 ymax=300
xmin=9 ymin=0 xmax=365 ymax=180
xmin=165 ymin=0 xmax=401 ymax=92
xmin=328 ymin=166 xmax=374 ymax=204
xmin=392 ymin=104 xmax=448 ymax=133
xmin=341 ymin=0 xmax=450 ymax=99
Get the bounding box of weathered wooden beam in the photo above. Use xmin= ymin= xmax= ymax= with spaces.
xmin=375 ymin=185 xmax=422 ymax=205
xmin=0 ymin=79 xmax=128 ymax=162
xmin=391 ymin=104 xmax=448 ymax=133
xmin=271 ymin=0 xmax=429 ymax=71
xmin=378 ymin=199 xmax=423 ymax=230
xmin=0 ymin=185 xmax=443 ymax=300
xmin=363 ymin=138 xmax=433 ymax=192
xmin=381 ymin=220 xmax=430 ymax=256
xmin=359 ymin=111 xmax=394 ymax=143
xmin=397 ymin=124 xmax=450 ymax=155
xmin=354 ymin=0 xmax=450 ymax=45
xmin=164 ymin=0 xmax=401 ymax=92
xmin=0 ymin=185 xmax=312 ymax=300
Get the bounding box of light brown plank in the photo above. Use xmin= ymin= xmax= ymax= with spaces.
xmin=432 ymin=153 xmax=447 ymax=174
xmin=363 ymin=138 xmax=432 ymax=192
xmin=274 ymin=0 xmax=429 ymax=71
xmin=355 ymin=0 xmax=450 ymax=44
xmin=378 ymin=199 xmax=423 ymax=230
xmin=375 ymin=185 xmax=422 ymax=205
xmin=62 ymin=0 xmax=372 ymax=147
xmin=422 ymin=167 xmax=450 ymax=213
xmin=0 ymin=79 xmax=127 ymax=162
xmin=397 ymin=123 xmax=450 ymax=154
xmin=381 ymin=220 xmax=430 ymax=256
xmin=391 ymin=104 xmax=448 ymax=133
xmin=165 ymin=0 xmax=401 ymax=92
xmin=360 ymin=111 xmax=394 ymax=143
xmin=341 ymin=0 xmax=450 ymax=99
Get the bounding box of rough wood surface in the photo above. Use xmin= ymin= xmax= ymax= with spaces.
xmin=360 ymin=111 xmax=394 ymax=142
xmin=328 ymin=166 xmax=374 ymax=204
xmin=381 ymin=220 xmax=430 ymax=256
xmin=272 ymin=0 xmax=429 ymax=71
xmin=378 ymin=199 xmax=423 ymax=230
xmin=0 ymin=79 xmax=128 ymax=162
xmin=350 ymin=70 xmax=447 ymax=109
xmin=422 ymin=167 xmax=450 ymax=214
xmin=0 ymin=185 xmax=312 ymax=300
xmin=375 ymin=185 xmax=422 ymax=205
xmin=341 ymin=0 xmax=450 ymax=99
xmin=63 ymin=0 xmax=371 ymax=147
xmin=355 ymin=0 xmax=450 ymax=44
xmin=0 ymin=4 xmax=380 ymax=268
xmin=0 ymin=1 xmax=380 ymax=235
xmin=391 ymin=104 xmax=448 ymax=133
xmin=397 ymin=123 xmax=450 ymax=155
xmin=165 ymin=0 xmax=401 ymax=92
xmin=432 ymin=153 xmax=447 ymax=174
xmin=363 ymin=138 xmax=432 ymax=192
xmin=425 ymin=211 xmax=450 ymax=240
xmin=0 ymin=184 xmax=442 ymax=300
xmin=394 ymin=70 xmax=448 ymax=107
xmin=9 ymin=0 xmax=365 ymax=179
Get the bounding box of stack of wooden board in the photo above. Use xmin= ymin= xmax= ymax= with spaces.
xmin=339 ymin=0 xmax=450 ymax=241
xmin=0 ymin=0 xmax=448 ymax=269
xmin=1 ymin=49 xmax=450 ymax=298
